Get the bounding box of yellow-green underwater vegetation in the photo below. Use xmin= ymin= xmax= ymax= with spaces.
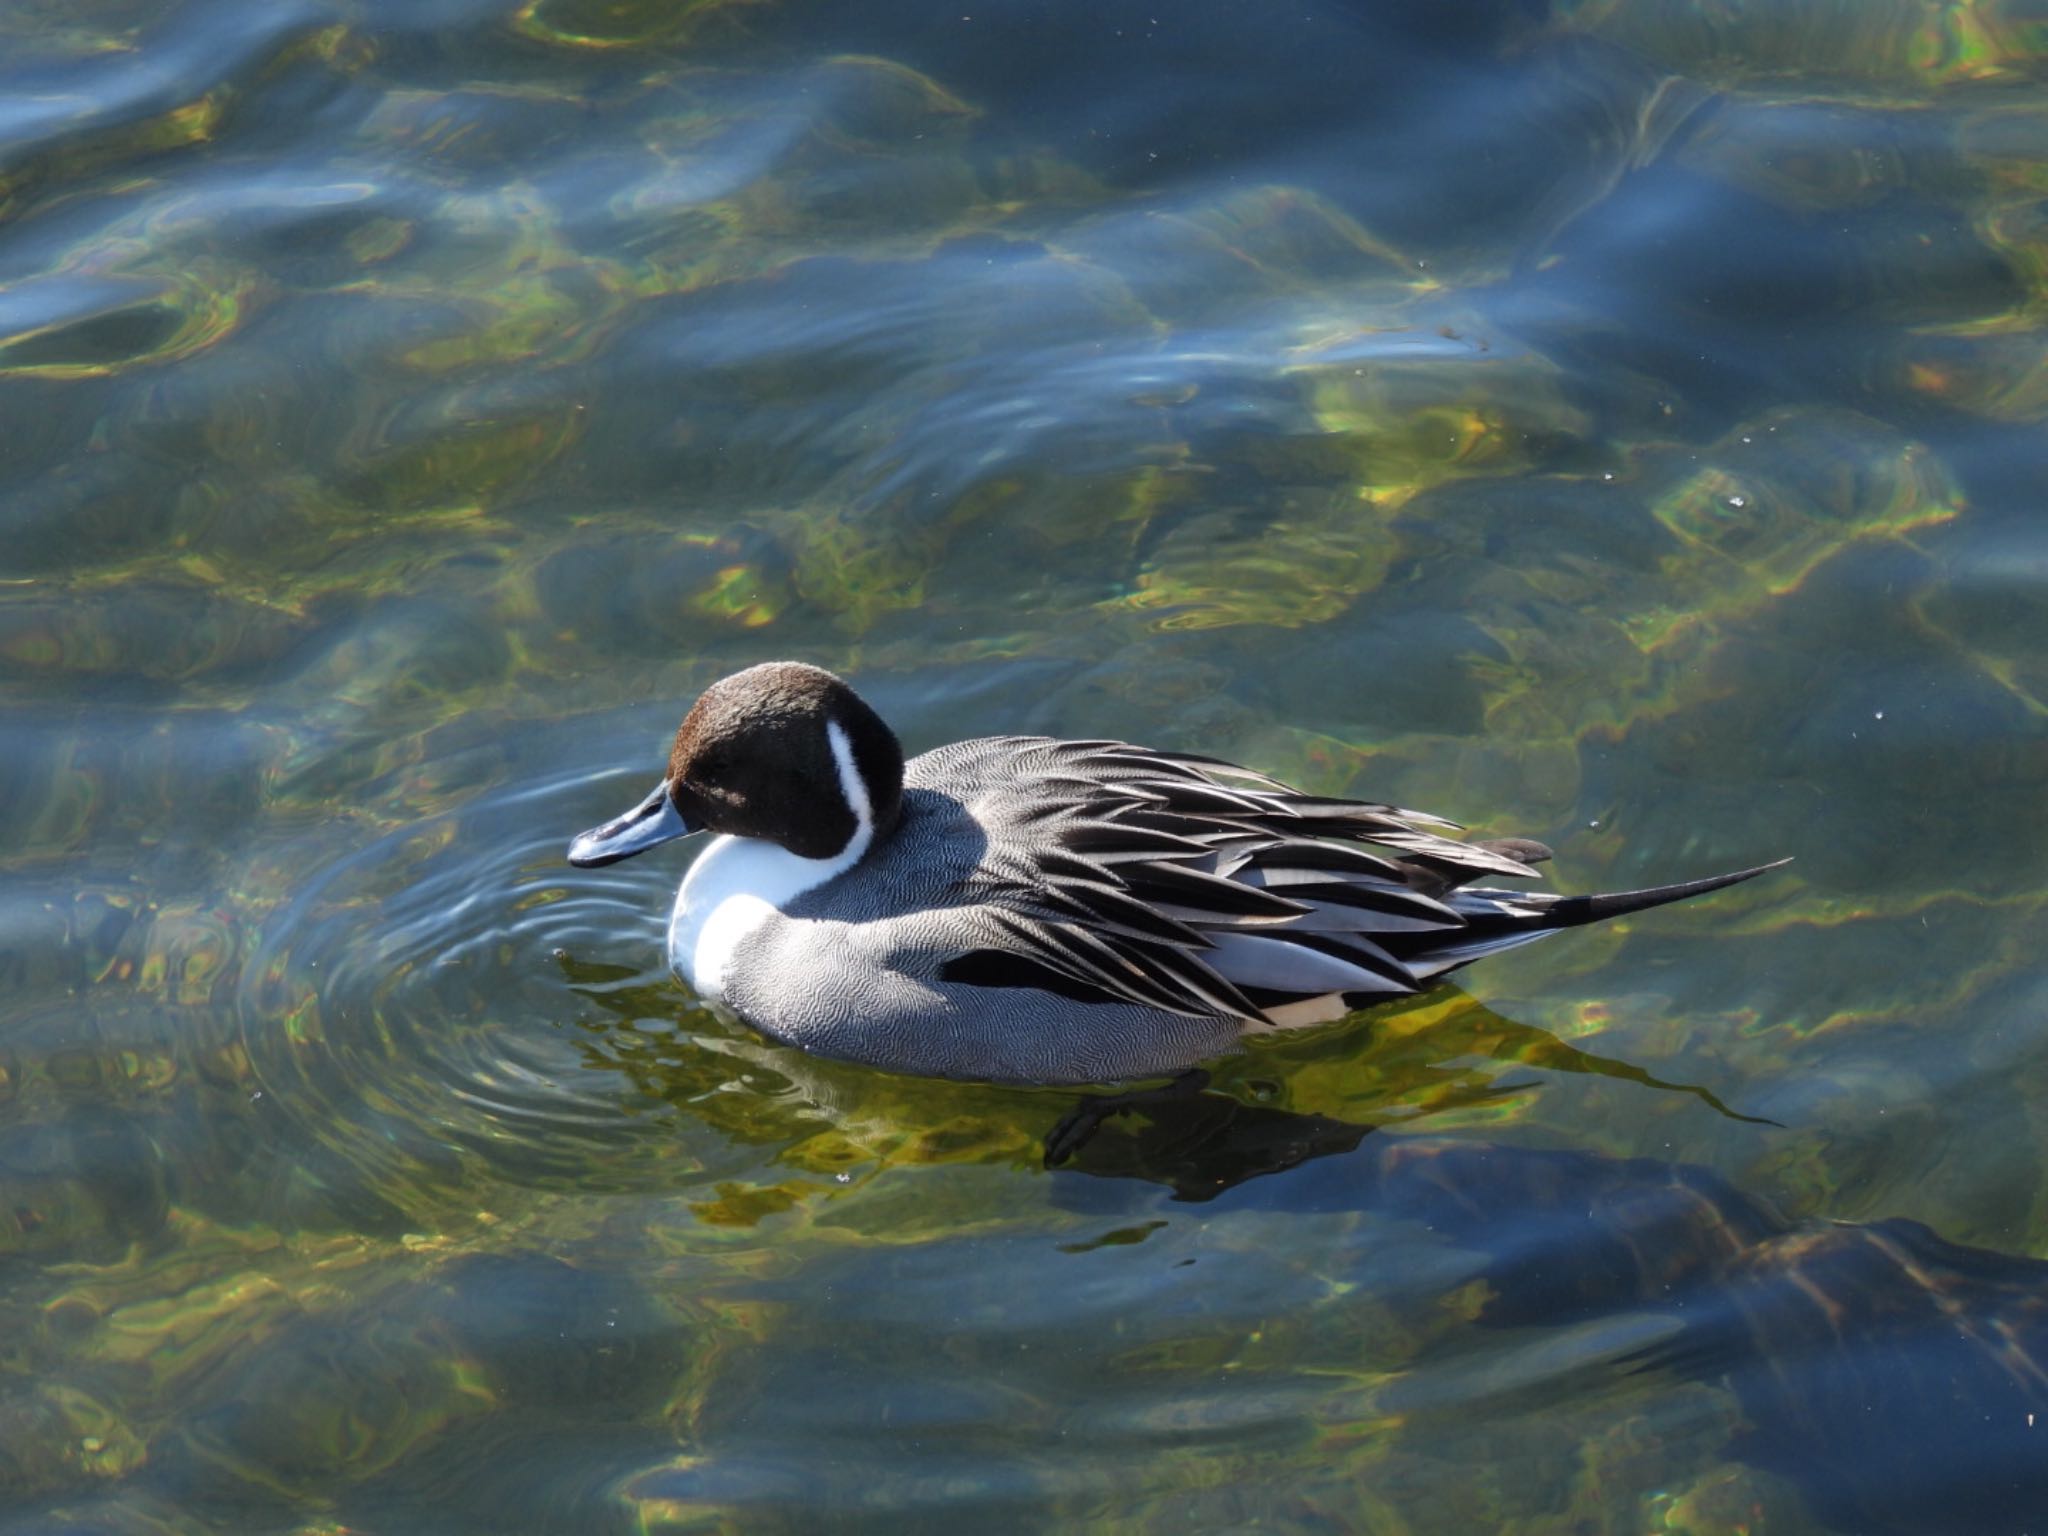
xmin=2 ymin=0 xmax=2046 ymax=1531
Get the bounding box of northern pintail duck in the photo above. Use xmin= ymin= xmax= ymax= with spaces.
xmin=568 ymin=662 xmax=1785 ymax=1086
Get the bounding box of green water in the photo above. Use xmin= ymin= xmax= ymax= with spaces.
xmin=3 ymin=1 xmax=2046 ymax=1530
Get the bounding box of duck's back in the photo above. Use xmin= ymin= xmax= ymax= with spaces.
xmin=718 ymin=736 xmax=1248 ymax=1083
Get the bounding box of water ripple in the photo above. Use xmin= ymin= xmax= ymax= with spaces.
xmin=233 ymin=765 xmax=775 ymax=1218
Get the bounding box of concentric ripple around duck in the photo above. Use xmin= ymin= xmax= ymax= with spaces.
xmin=231 ymin=766 xmax=808 ymax=1219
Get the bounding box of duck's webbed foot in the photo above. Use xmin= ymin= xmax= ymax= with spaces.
xmin=1043 ymin=1068 xmax=1212 ymax=1167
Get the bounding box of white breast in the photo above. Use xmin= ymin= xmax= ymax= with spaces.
xmin=666 ymin=719 xmax=875 ymax=999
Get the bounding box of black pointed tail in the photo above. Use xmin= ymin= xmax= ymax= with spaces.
xmin=1541 ymin=857 xmax=1792 ymax=929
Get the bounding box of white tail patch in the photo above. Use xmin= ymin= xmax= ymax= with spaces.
xmin=1253 ymin=992 xmax=1352 ymax=1030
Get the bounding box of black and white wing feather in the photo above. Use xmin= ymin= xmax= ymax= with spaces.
xmin=939 ymin=737 xmax=1780 ymax=1030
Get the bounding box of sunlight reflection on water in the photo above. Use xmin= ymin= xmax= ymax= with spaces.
xmin=1 ymin=0 xmax=2045 ymax=1530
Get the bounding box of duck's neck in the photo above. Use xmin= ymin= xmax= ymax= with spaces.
xmin=669 ymin=720 xmax=877 ymax=999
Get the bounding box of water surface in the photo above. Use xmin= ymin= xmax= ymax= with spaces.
xmin=3 ymin=1 xmax=2047 ymax=1531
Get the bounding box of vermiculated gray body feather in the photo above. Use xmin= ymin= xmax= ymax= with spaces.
xmin=720 ymin=735 xmax=1780 ymax=1084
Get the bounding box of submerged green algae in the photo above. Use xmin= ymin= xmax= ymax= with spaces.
xmin=0 ymin=0 xmax=2045 ymax=1531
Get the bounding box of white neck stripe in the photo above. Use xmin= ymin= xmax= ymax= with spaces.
xmin=826 ymin=717 xmax=874 ymax=860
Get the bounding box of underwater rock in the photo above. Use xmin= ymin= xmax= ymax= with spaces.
xmin=1057 ymin=1099 xmax=2048 ymax=1535
xmin=417 ymin=1251 xmax=689 ymax=1413
xmin=0 ymin=1109 xmax=171 ymax=1268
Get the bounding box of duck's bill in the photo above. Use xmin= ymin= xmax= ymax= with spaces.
xmin=567 ymin=781 xmax=696 ymax=867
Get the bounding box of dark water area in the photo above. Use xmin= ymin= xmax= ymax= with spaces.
xmin=2 ymin=0 xmax=2046 ymax=1531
